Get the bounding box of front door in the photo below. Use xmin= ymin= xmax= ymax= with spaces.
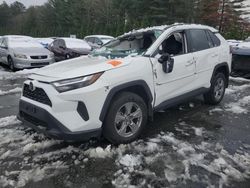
xmin=150 ymin=31 xmax=196 ymax=107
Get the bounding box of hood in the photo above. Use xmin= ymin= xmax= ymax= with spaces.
xmin=11 ymin=47 xmax=51 ymax=56
xmin=29 ymin=56 xmax=131 ymax=82
xmin=232 ymin=42 xmax=250 ymax=55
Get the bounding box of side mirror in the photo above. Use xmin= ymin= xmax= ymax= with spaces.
xmin=158 ymin=54 xmax=174 ymax=73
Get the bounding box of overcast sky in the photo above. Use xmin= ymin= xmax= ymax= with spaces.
xmin=0 ymin=0 xmax=48 ymax=7
xmin=1 ymin=0 xmax=250 ymax=7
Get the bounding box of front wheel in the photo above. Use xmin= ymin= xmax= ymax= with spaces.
xmin=8 ymin=56 xmax=16 ymax=71
xmin=103 ymin=92 xmax=148 ymax=144
xmin=204 ymin=73 xmax=226 ymax=105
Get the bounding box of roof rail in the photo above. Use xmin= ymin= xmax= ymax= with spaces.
xmin=163 ymin=23 xmax=185 ymax=30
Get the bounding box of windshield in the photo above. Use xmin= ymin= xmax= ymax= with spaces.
xmin=91 ymin=29 xmax=163 ymax=59
xmin=9 ymin=37 xmax=43 ymax=48
xmin=100 ymin=38 xmax=114 ymax=44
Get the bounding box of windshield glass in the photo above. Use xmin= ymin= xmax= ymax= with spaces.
xmin=91 ymin=29 xmax=163 ymax=59
xmin=9 ymin=37 xmax=43 ymax=48
xmin=100 ymin=38 xmax=113 ymax=44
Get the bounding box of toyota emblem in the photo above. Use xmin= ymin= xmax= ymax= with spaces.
xmin=29 ymin=82 xmax=35 ymax=91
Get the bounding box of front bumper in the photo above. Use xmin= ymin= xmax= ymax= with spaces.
xmin=13 ymin=57 xmax=55 ymax=69
xmin=18 ymin=100 xmax=102 ymax=141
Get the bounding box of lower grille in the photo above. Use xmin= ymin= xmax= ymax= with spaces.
xmin=23 ymin=84 xmax=52 ymax=107
xmin=31 ymin=62 xmax=49 ymax=66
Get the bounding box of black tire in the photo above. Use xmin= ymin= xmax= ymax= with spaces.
xmin=204 ymin=72 xmax=226 ymax=105
xmin=8 ymin=56 xmax=16 ymax=71
xmin=103 ymin=92 xmax=148 ymax=144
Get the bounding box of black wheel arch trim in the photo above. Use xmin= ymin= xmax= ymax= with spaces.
xmin=99 ymin=80 xmax=154 ymax=122
xmin=211 ymin=62 xmax=230 ymax=87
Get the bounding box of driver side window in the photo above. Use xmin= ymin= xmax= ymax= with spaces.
xmin=161 ymin=32 xmax=185 ymax=56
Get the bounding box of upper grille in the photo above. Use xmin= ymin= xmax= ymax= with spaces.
xmin=23 ymin=84 xmax=52 ymax=107
xmin=30 ymin=55 xmax=48 ymax=59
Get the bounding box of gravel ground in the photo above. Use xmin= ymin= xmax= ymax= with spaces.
xmin=0 ymin=65 xmax=249 ymax=188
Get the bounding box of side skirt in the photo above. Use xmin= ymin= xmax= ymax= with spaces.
xmin=153 ymin=88 xmax=209 ymax=112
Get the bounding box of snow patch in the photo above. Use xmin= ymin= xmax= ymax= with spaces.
xmin=119 ymin=154 xmax=142 ymax=167
xmin=192 ymin=127 xmax=203 ymax=136
xmin=0 ymin=88 xmax=22 ymax=96
xmin=86 ymin=145 xmax=113 ymax=158
xmin=0 ymin=116 xmax=20 ymax=128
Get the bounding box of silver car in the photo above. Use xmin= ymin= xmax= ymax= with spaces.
xmin=0 ymin=35 xmax=55 ymax=71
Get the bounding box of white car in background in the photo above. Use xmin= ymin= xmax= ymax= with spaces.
xmin=84 ymin=35 xmax=114 ymax=49
xmin=0 ymin=35 xmax=55 ymax=71
xmin=227 ymin=39 xmax=242 ymax=47
xmin=19 ymin=24 xmax=231 ymax=144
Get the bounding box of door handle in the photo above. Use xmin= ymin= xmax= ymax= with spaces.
xmin=212 ymin=54 xmax=218 ymax=58
xmin=186 ymin=60 xmax=194 ymax=67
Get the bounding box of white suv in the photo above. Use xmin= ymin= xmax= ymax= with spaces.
xmin=18 ymin=24 xmax=231 ymax=144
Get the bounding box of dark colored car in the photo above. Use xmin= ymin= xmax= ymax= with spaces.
xmin=49 ymin=38 xmax=92 ymax=62
xmin=231 ymin=42 xmax=250 ymax=77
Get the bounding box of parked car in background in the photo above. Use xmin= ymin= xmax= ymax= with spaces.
xmin=227 ymin=39 xmax=242 ymax=47
xmin=84 ymin=35 xmax=114 ymax=49
xmin=49 ymin=38 xmax=91 ymax=62
xmin=19 ymin=24 xmax=231 ymax=144
xmin=0 ymin=35 xmax=55 ymax=71
xmin=231 ymin=42 xmax=250 ymax=77
xmin=245 ymin=36 xmax=250 ymax=42
xmin=36 ymin=38 xmax=54 ymax=49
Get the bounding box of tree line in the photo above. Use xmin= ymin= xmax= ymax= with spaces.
xmin=0 ymin=0 xmax=249 ymax=39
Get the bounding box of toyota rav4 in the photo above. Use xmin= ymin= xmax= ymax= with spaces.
xmin=18 ymin=24 xmax=232 ymax=144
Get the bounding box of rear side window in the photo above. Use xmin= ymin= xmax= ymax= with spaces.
xmin=187 ymin=29 xmax=210 ymax=52
xmin=207 ymin=30 xmax=221 ymax=47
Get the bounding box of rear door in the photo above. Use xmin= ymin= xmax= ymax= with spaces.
xmin=186 ymin=29 xmax=219 ymax=88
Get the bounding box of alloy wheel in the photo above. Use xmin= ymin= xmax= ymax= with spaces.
xmin=114 ymin=102 xmax=143 ymax=138
xmin=214 ymin=77 xmax=225 ymax=101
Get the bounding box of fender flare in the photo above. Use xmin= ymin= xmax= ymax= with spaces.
xmin=211 ymin=62 xmax=230 ymax=87
xmin=99 ymin=80 xmax=153 ymax=122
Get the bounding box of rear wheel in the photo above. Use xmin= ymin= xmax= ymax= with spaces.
xmin=103 ymin=92 xmax=148 ymax=144
xmin=204 ymin=73 xmax=226 ymax=105
xmin=8 ymin=56 xmax=16 ymax=71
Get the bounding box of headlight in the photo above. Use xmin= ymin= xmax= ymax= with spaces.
xmin=14 ymin=53 xmax=27 ymax=59
xmin=52 ymin=72 xmax=104 ymax=93
xmin=49 ymin=53 xmax=54 ymax=58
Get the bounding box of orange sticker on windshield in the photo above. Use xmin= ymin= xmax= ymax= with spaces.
xmin=107 ymin=60 xmax=122 ymax=67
